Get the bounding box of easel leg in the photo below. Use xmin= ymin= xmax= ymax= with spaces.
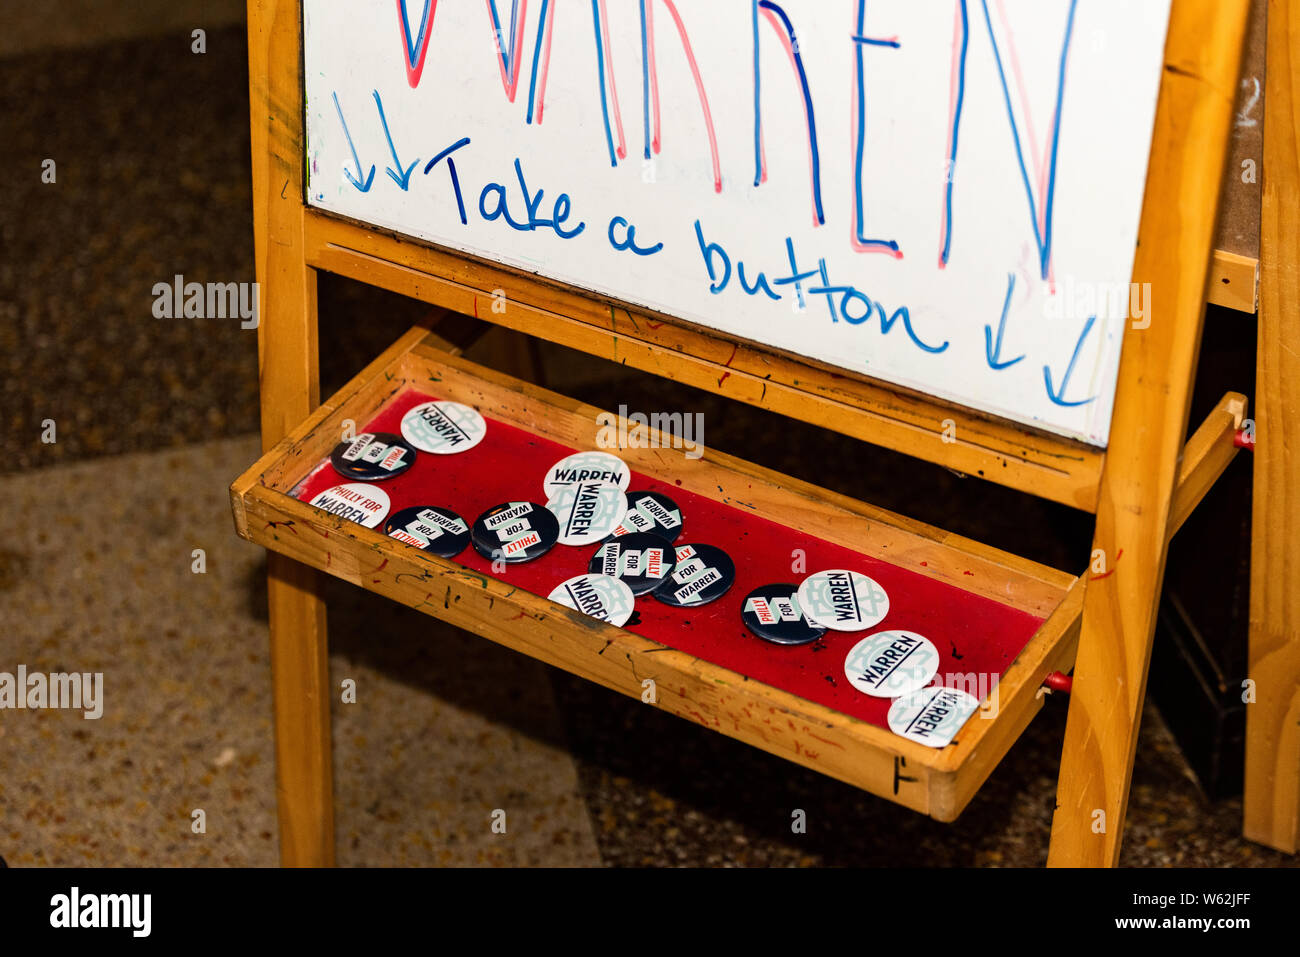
xmin=258 ymin=261 xmax=333 ymax=866
xmin=257 ymin=262 xmax=333 ymax=867
xmin=1244 ymin=0 xmax=1300 ymax=855
xmin=259 ymin=265 xmax=334 ymax=866
xmin=1045 ymin=0 xmax=1250 ymax=866
xmin=1047 ymin=594 xmax=1157 ymax=867
xmin=247 ymin=0 xmax=335 ymax=865
xmin=267 ymin=554 xmax=334 ymax=866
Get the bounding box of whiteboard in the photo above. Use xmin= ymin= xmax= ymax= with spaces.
xmin=303 ymin=0 xmax=1172 ymax=446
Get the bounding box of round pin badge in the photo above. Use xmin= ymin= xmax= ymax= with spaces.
xmin=740 ymin=584 xmax=827 ymax=645
xmin=587 ymin=533 xmax=676 ymax=596
xmin=548 ymin=574 xmax=636 ymax=626
xmin=400 ymin=400 xmax=487 ymax=454
xmin=542 ymin=451 xmax=630 ymax=499
xmin=308 ymin=482 xmax=391 ymax=529
xmin=887 ymin=685 xmax=981 ymax=748
xmin=605 ymin=490 xmax=684 ymax=543
xmin=329 ymin=431 xmax=417 ymax=480
xmin=384 ymin=505 xmax=470 ymax=558
xmin=471 ymin=501 xmax=559 ymax=563
xmin=843 ymin=630 xmax=940 ymax=698
xmin=547 ymin=482 xmax=627 ymax=546
xmin=653 ymin=543 xmax=735 ymax=607
xmin=796 ymin=569 xmax=890 ymax=632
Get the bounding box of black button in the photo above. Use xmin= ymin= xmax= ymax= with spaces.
xmin=329 ymin=432 xmax=417 ymax=481
xmin=471 ymin=501 xmax=560 ymax=563
xmin=384 ymin=505 xmax=470 ymax=558
xmin=652 ymin=543 xmax=735 ymax=607
xmin=587 ymin=532 xmax=677 ymax=596
xmin=740 ymin=583 xmax=827 ymax=645
xmin=604 ymin=490 xmax=684 ymax=544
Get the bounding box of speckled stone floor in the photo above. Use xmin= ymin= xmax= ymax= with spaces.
xmin=2 ymin=22 xmax=1295 ymax=868
xmin=0 ymin=438 xmax=600 ymax=866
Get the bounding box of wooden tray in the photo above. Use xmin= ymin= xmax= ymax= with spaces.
xmin=231 ymin=326 xmax=1084 ymax=821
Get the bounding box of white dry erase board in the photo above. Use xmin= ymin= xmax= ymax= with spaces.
xmin=303 ymin=0 xmax=1172 ymax=445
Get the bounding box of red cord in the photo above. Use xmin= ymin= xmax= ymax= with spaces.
xmin=1043 ymin=671 xmax=1073 ymax=693
xmin=1234 ymin=428 xmax=1255 ymax=450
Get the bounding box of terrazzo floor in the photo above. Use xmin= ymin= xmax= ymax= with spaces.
xmin=0 ymin=438 xmax=600 ymax=867
xmin=2 ymin=18 xmax=1295 ymax=868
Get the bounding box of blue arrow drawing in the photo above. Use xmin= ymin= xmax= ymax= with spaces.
xmin=373 ymin=90 xmax=418 ymax=190
xmin=332 ymin=91 xmax=375 ymax=193
xmin=984 ymin=272 xmax=1025 ymax=370
xmin=1043 ymin=313 xmax=1097 ymax=407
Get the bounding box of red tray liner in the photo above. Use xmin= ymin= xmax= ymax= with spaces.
xmin=293 ymin=389 xmax=1046 ymax=734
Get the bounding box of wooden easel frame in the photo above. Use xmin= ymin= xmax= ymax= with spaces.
xmin=1245 ymin=0 xmax=1300 ymax=856
xmin=243 ymin=0 xmax=1259 ymax=866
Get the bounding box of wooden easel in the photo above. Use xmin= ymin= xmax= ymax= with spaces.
xmin=1245 ymin=0 xmax=1300 ymax=856
xmin=237 ymin=0 xmax=1274 ymax=867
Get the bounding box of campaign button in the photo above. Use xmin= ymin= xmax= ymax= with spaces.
xmin=542 ymin=451 xmax=630 ymax=498
xmin=329 ymin=432 xmax=417 ymax=481
xmin=400 ymin=400 xmax=487 ymax=454
xmin=843 ymin=630 xmax=940 ymax=698
xmin=652 ymin=543 xmax=735 ymax=607
xmin=547 ymin=482 xmax=626 ymax=546
xmin=307 ymin=482 xmax=390 ymax=529
xmin=796 ymin=569 xmax=890 ymax=632
xmin=587 ymin=533 xmax=677 ymax=596
xmin=548 ymin=574 xmax=635 ymax=627
xmin=604 ymin=490 xmax=683 ymax=544
xmin=740 ymin=584 xmax=827 ymax=645
xmin=471 ymin=501 xmax=559 ymax=563
xmin=887 ymin=685 xmax=981 ymax=748
xmin=383 ymin=505 xmax=470 ymax=558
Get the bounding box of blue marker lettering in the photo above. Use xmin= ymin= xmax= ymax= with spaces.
xmin=738 ymin=262 xmax=780 ymax=301
xmin=423 ymin=136 xmax=471 ymax=224
xmin=771 ymin=237 xmax=821 ymax=314
xmin=480 ymin=159 xmax=586 ymax=238
xmin=694 ymin=220 xmax=731 ymax=293
xmin=609 ymin=216 xmax=663 ymax=256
